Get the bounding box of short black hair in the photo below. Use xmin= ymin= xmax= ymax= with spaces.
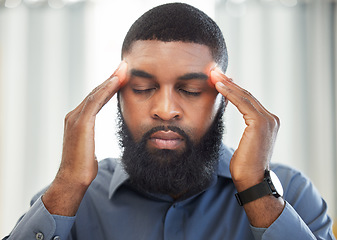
xmin=121 ymin=3 xmax=228 ymax=72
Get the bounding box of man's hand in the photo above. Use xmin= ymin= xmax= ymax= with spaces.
xmin=42 ymin=61 xmax=128 ymax=216
xmin=210 ymin=68 xmax=284 ymax=227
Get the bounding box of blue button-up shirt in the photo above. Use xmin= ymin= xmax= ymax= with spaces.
xmin=5 ymin=145 xmax=335 ymax=240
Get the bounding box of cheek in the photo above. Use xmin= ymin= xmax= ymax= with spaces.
xmin=183 ymin=92 xmax=222 ymax=140
xmin=119 ymin=89 xmax=146 ymax=140
xmin=119 ymin=87 xmax=222 ymax=143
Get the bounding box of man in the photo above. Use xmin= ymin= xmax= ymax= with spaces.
xmin=4 ymin=3 xmax=334 ymax=240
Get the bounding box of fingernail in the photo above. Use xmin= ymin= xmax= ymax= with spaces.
xmin=209 ymin=63 xmax=218 ymax=72
xmin=114 ymin=61 xmax=128 ymax=84
xmin=109 ymin=75 xmax=119 ymax=82
xmin=213 ymin=67 xmax=224 ymax=74
xmin=209 ymin=69 xmax=224 ymax=86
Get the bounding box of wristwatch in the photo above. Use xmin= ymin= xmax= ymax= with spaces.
xmin=235 ymin=170 xmax=283 ymax=206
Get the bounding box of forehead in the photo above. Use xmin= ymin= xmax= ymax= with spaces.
xmin=123 ymin=40 xmax=215 ymax=75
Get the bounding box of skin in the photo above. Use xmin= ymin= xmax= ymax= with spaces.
xmin=119 ymin=41 xmax=222 ymax=150
xmin=42 ymin=40 xmax=284 ymax=228
xmin=211 ymin=68 xmax=285 ymax=227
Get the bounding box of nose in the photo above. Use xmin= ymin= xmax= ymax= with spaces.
xmin=150 ymin=87 xmax=182 ymax=121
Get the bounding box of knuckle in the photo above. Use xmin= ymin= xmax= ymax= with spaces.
xmin=86 ymin=94 xmax=96 ymax=103
xmin=91 ymin=85 xmax=101 ymax=94
xmin=64 ymin=112 xmax=87 ymax=131
xmin=240 ymin=96 xmax=251 ymax=105
xmin=267 ymin=115 xmax=280 ymax=131
xmin=236 ymin=96 xmax=251 ymax=110
xmin=242 ymin=89 xmax=253 ymax=98
xmin=64 ymin=112 xmax=72 ymax=122
xmin=102 ymin=82 xmax=116 ymax=96
xmin=274 ymin=115 xmax=280 ymax=126
xmin=64 ymin=112 xmax=75 ymax=125
xmin=272 ymin=115 xmax=281 ymax=131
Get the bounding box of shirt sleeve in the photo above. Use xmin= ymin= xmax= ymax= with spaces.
xmin=250 ymin=165 xmax=335 ymax=240
xmin=262 ymin=201 xmax=332 ymax=240
xmin=5 ymin=196 xmax=75 ymax=240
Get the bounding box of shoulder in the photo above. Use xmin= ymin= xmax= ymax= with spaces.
xmin=30 ymin=158 xmax=121 ymax=205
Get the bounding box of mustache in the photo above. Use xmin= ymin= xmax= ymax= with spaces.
xmin=141 ymin=125 xmax=191 ymax=143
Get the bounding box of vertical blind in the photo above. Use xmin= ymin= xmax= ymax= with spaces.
xmin=0 ymin=0 xmax=335 ymax=236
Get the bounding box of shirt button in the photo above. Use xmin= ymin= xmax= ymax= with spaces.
xmin=53 ymin=236 xmax=61 ymax=240
xmin=35 ymin=232 xmax=44 ymax=240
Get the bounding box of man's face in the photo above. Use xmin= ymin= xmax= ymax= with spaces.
xmin=118 ymin=40 xmax=225 ymax=198
xmin=120 ymin=40 xmax=222 ymax=149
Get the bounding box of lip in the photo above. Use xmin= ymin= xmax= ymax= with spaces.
xmin=149 ymin=130 xmax=184 ymax=150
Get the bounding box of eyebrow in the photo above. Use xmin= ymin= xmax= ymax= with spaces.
xmin=130 ymin=69 xmax=155 ymax=79
xmin=130 ymin=69 xmax=209 ymax=81
xmin=177 ymin=72 xmax=209 ymax=81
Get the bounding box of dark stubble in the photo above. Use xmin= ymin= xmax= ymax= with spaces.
xmin=117 ymin=98 xmax=225 ymax=199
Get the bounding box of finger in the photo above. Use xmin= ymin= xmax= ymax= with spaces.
xmin=210 ymin=68 xmax=258 ymax=116
xmin=80 ymin=76 xmax=124 ymax=120
xmin=211 ymin=69 xmax=273 ymax=117
xmin=215 ymin=78 xmax=280 ymax=137
xmin=215 ymin=81 xmax=261 ymax=119
xmin=71 ymin=61 xmax=128 ymax=119
xmin=71 ymin=78 xmax=111 ymax=116
xmin=114 ymin=60 xmax=128 ymax=86
xmin=78 ymin=62 xmax=127 ymax=121
xmin=85 ymin=61 xmax=127 ymax=106
xmin=210 ymin=67 xmax=232 ymax=86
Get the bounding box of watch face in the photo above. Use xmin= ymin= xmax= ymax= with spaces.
xmin=270 ymin=170 xmax=284 ymax=197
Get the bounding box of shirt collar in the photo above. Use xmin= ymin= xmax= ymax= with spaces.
xmin=108 ymin=162 xmax=129 ymax=199
xmin=217 ymin=144 xmax=234 ymax=178
xmin=108 ymin=144 xmax=234 ymax=199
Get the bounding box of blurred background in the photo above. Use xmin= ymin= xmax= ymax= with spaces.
xmin=0 ymin=0 xmax=336 ymax=237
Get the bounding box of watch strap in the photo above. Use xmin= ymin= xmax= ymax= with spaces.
xmin=235 ymin=179 xmax=272 ymax=206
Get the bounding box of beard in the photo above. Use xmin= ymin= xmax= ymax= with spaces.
xmin=117 ymin=98 xmax=226 ymax=199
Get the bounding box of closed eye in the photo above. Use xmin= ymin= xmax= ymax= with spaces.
xmin=132 ymin=88 xmax=156 ymax=94
xmin=179 ymin=89 xmax=202 ymax=96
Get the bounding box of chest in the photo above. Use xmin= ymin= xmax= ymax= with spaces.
xmin=72 ymin=182 xmax=254 ymax=240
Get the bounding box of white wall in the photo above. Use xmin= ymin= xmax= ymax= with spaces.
xmin=0 ymin=0 xmax=336 ymax=237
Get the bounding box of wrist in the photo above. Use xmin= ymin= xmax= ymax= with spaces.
xmin=234 ymin=170 xmax=284 ymax=206
xmin=42 ymin=175 xmax=90 ymax=216
xmin=232 ymin=172 xmax=265 ymax=193
xmin=57 ymin=165 xmax=96 ymax=188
